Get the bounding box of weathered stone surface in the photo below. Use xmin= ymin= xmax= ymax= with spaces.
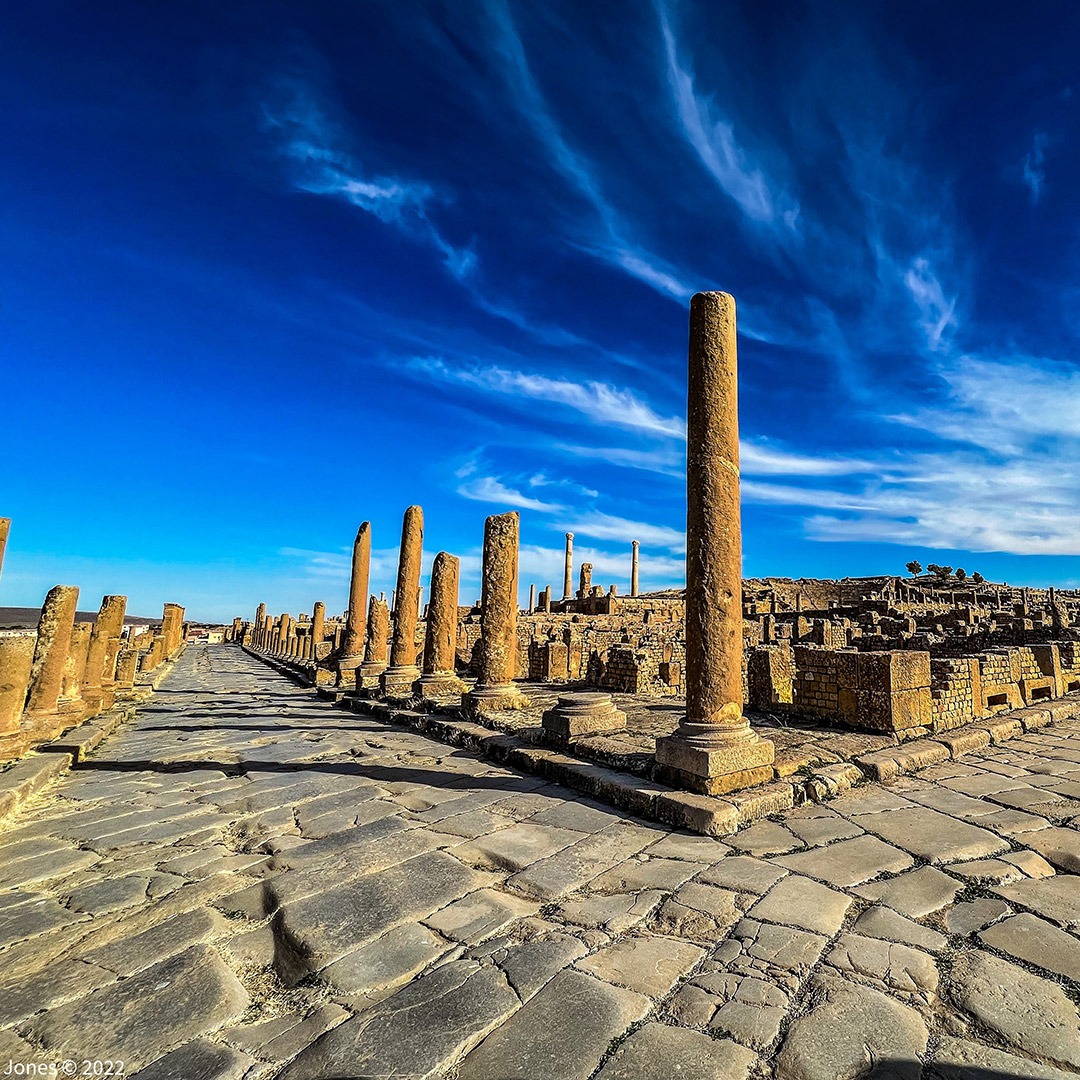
xmin=654 ymin=882 xmax=741 ymax=940
xmin=558 ymin=889 xmax=665 ymax=932
xmin=134 ymin=1038 xmax=255 ymax=1080
xmin=747 ymin=875 xmax=851 ymax=936
xmin=775 ymin=975 xmax=928 ymax=1080
xmin=480 ymin=932 xmax=589 ymax=1000
xmin=946 ymin=898 xmax=1012 ymax=935
xmin=590 ymin=855 xmax=707 ymax=894
xmin=424 ymin=887 xmax=537 ymax=943
xmin=457 ymin=969 xmax=651 ymax=1080
xmin=932 ymin=1035 xmax=1080 ymax=1079
xmin=577 ymin=933 xmax=706 ymax=996
xmin=716 ymin=918 xmax=827 ymax=994
xmin=853 ymin=865 xmax=961 ymax=918
xmin=729 ymin=821 xmax=802 ymax=856
xmin=66 ymin=874 xmax=151 ymax=914
xmin=824 ymin=932 xmax=939 ymax=1002
xmin=994 ymin=875 xmax=1080 ymax=926
xmin=320 ymin=922 xmax=448 ymax=996
xmin=1023 ymin=825 xmax=1080 ymax=872
xmin=852 ymin=905 xmax=946 ymax=952
xmin=698 ymin=854 xmax=787 ymax=894
xmin=694 ymin=972 xmax=789 ymax=1049
xmin=978 ymin=912 xmax=1080 ymax=981
xmin=280 ymin=959 xmax=519 ymax=1080
xmin=0 ymin=959 xmax=115 ymax=1027
xmin=773 ymin=834 xmax=913 ymax=887
xmin=27 ymin=946 xmax=249 ymax=1072
xmin=946 ymin=857 xmax=1025 ymax=885
xmin=76 ymin=908 xmax=231 ymax=975
xmin=596 ymin=1022 xmax=757 ymax=1080
xmin=455 ymin=822 xmax=584 ymax=871
xmin=854 ymin=805 xmax=1008 ymax=863
xmin=948 ymin=949 xmax=1080 ymax=1067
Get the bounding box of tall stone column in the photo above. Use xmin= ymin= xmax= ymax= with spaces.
xmin=277 ymin=614 xmax=292 ymax=655
xmin=312 ymin=602 xmax=326 ymax=648
xmin=161 ymin=604 xmax=185 ymax=656
xmin=528 ymin=584 xmax=536 ymax=612
xmin=381 ymin=506 xmax=424 ymax=696
xmin=82 ymin=595 xmax=127 ymax=714
xmin=655 ymin=292 xmax=774 ymax=794
xmin=562 ymin=532 xmax=574 ymax=600
xmin=255 ymin=602 xmax=266 ymax=634
xmin=336 ymin=523 xmax=371 ymax=687
xmin=0 ymin=634 xmax=35 ymax=763
xmin=464 ymin=512 xmax=529 ymax=716
xmin=631 ymin=540 xmax=640 ymax=597
xmin=415 ymin=552 xmax=467 ymax=699
xmin=541 ymin=587 xmax=551 ymax=614
xmin=0 ymin=517 xmax=9 ymax=582
xmin=261 ymin=615 xmax=273 ymax=650
xmin=357 ymin=596 xmax=390 ymax=689
xmin=23 ymin=585 xmax=80 ymax=740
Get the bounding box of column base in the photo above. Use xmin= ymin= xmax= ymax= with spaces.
xmin=380 ymin=665 xmax=421 ymax=697
xmin=335 ymin=654 xmax=364 ymax=689
xmin=542 ymin=693 xmax=626 ymax=745
xmin=655 ymin=731 xmax=775 ymax=795
xmin=414 ymin=672 xmax=468 ymax=701
xmin=462 ymin=683 xmax=530 ymax=718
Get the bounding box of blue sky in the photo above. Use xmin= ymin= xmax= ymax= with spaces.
xmin=5 ymin=1 xmax=1080 ymax=621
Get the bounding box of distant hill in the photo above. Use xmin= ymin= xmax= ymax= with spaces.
xmin=0 ymin=607 xmax=159 ymax=630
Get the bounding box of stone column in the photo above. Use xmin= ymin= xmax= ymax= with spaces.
xmin=0 ymin=517 xmax=9 ymax=581
xmin=358 ymin=596 xmax=390 ymax=689
xmin=312 ymin=602 xmax=326 ymax=648
xmin=381 ymin=506 xmax=424 ymax=696
xmin=255 ymin=601 xmax=266 ymax=627
xmin=528 ymin=584 xmax=536 ymax=612
xmin=541 ymin=587 xmax=551 ymax=614
xmin=23 ymin=585 xmax=80 ymax=740
xmin=261 ymin=615 xmax=273 ymax=650
xmin=337 ymin=522 xmax=371 ymax=687
xmin=0 ymin=634 xmax=35 ymax=763
xmin=82 ymin=595 xmax=127 ymax=714
xmin=655 ymin=291 xmax=774 ymax=794
xmin=631 ymin=540 xmax=640 ymax=597
xmin=578 ymin=563 xmax=592 ymax=599
xmin=113 ymin=648 xmax=139 ymax=693
xmin=60 ymin=621 xmax=93 ymax=719
xmin=562 ymin=532 xmax=574 ymax=600
xmin=415 ymin=552 xmax=467 ymax=699
xmin=161 ymin=604 xmax=185 ymax=655
xmin=464 ymin=512 xmax=529 ymax=716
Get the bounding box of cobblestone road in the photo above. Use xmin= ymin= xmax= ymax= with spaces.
xmin=1 ymin=645 xmax=1079 ymax=1079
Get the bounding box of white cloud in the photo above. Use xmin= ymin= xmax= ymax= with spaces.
xmin=1022 ymin=132 xmax=1048 ymax=205
xmin=903 ymin=257 xmax=956 ymax=352
xmin=556 ymin=443 xmax=684 ymax=477
xmin=411 ymin=357 xmax=685 ymax=437
xmin=554 ymin=511 xmax=686 ymax=552
xmin=456 ymin=475 xmax=564 ymax=513
xmin=739 ymin=440 xmax=879 ymax=477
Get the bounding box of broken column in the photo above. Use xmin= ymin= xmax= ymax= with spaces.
xmin=357 ymin=596 xmax=390 ymax=689
xmin=655 ymin=291 xmax=775 ymax=794
xmin=463 ymin=511 xmax=529 ymax=716
xmin=0 ymin=634 xmax=35 ymax=762
xmin=542 ymin=691 xmax=626 ymax=746
xmin=631 ymin=540 xmax=640 ymax=597
xmin=0 ymin=517 xmax=9 ymax=581
xmin=81 ymin=595 xmax=127 ymax=714
xmin=380 ymin=506 xmax=424 ymax=696
xmin=312 ymin=601 xmax=326 ymax=652
xmin=336 ymin=522 xmax=371 ymax=687
xmin=563 ymin=532 xmax=573 ymax=600
xmin=60 ymin=621 xmax=92 ymax=720
xmin=160 ymin=604 xmax=185 ymax=657
xmin=578 ymin=562 xmax=593 ymax=599
xmin=415 ymin=552 xmax=467 ymax=699
xmin=113 ymin=647 xmax=139 ymax=694
xmin=23 ymin=585 xmax=80 ymax=741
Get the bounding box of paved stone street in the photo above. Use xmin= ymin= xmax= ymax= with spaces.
xmin=1 ymin=645 xmax=1079 ymax=1078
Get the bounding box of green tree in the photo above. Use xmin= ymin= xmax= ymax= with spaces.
xmin=905 ymin=560 xmax=922 ymax=575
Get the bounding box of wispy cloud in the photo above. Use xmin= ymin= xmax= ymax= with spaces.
xmin=554 ymin=511 xmax=686 ymax=551
xmin=903 ymin=257 xmax=957 ymax=352
xmin=739 ymin=440 xmax=879 ymax=477
xmin=556 ymin=443 xmax=684 ymax=477
xmin=262 ymin=78 xmax=475 ymax=279
xmin=457 ymin=475 xmax=564 ymax=512
xmin=1022 ymin=132 xmax=1048 ymax=205
xmin=411 ymin=356 xmax=686 ymax=437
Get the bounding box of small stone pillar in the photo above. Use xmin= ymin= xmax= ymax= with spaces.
xmin=463 ymin=512 xmax=529 ymax=716
xmin=113 ymin=648 xmax=139 ymax=693
xmin=381 ymin=506 xmax=424 ymax=696
xmin=357 ymin=596 xmax=390 ymax=689
xmin=60 ymin=621 xmax=92 ymax=718
xmin=415 ymin=552 xmax=467 ymax=699
xmin=578 ymin=563 xmax=592 ymax=599
xmin=630 ymin=540 xmax=640 ymax=597
xmin=160 ymin=604 xmax=185 ymax=657
xmin=528 ymin=584 xmax=536 ymax=612
xmin=255 ymin=602 xmax=266 ymax=629
xmin=82 ymin=595 xmax=127 ymax=714
xmin=655 ymin=292 xmax=774 ymax=794
xmin=563 ymin=532 xmax=574 ymax=600
xmin=541 ymin=587 xmax=551 ymax=614
xmin=0 ymin=634 xmax=35 ymax=762
xmin=337 ymin=523 xmax=371 ymax=687
xmin=23 ymin=585 xmax=80 ymax=740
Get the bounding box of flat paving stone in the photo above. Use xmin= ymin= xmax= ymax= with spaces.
xmin=65 ymin=874 xmax=151 ymax=914
xmin=133 ymin=1038 xmax=255 ymax=1079
xmin=853 ymin=805 xmax=1008 ymax=863
xmin=932 ymin=1035 xmax=1080 ymax=1079
xmin=424 ymin=887 xmax=537 ymax=943
xmin=1023 ymin=825 xmax=1080 ymax=873
xmin=26 ymin=945 xmax=249 ymax=1073
xmin=853 ymin=904 xmax=946 ymax=952
xmin=456 ymin=969 xmax=651 ymax=1080
xmin=557 ymin=889 xmax=666 ymax=932
xmin=589 ymin=855 xmax=707 ymax=894
xmin=978 ymin=912 xmax=1080 ymax=981
xmin=454 ymin=822 xmax=585 ymax=871
xmin=698 ymin=855 xmax=788 ymax=895
xmin=772 ymin=834 xmax=914 ymax=887
xmin=320 ymin=922 xmax=449 ymax=996
xmin=747 ymin=874 xmax=851 ymax=936
xmin=853 ymin=866 xmax=961 ymax=918
xmin=824 ymin=932 xmax=939 ymax=1002
xmin=948 ymin=948 xmax=1080 ymax=1068
xmin=577 ymin=932 xmax=706 ymax=996
xmin=994 ymin=875 xmax=1080 ymax=926
xmin=945 ymin=898 xmax=1012 ymax=936
xmin=729 ymin=821 xmax=803 ymax=856
xmin=595 ymin=1022 xmax=757 ymax=1080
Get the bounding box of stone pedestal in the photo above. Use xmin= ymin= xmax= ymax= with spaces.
xmin=380 ymin=506 xmax=423 ymax=696
xmin=542 ymin=692 xmax=627 ymax=745
xmin=463 ymin=512 xmax=529 ymax=718
xmin=0 ymin=634 xmax=35 ymax=762
xmin=23 ymin=585 xmax=79 ymax=741
xmin=654 ymin=292 xmax=774 ymax=795
xmin=414 ymin=551 xmax=467 ymax=700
